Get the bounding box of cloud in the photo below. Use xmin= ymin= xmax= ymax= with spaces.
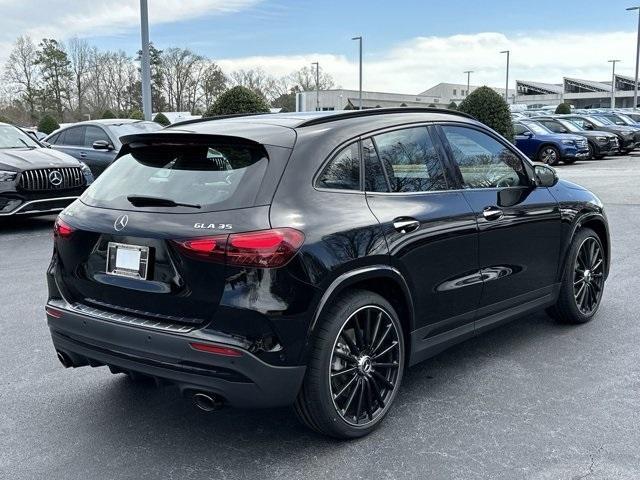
xmin=218 ymin=31 xmax=638 ymax=93
xmin=0 ymin=0 xmax=261 ymax=42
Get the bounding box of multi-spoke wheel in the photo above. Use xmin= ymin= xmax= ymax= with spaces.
xmin=294 ymin=290 xmax=405 ymax=438
xmin=548 ymin=228 xmax=606 ymax=324
xmin=329 ymin=306 xmax=401 ymax=426
xmin=538 ymin=145 xmax=560 ymax=166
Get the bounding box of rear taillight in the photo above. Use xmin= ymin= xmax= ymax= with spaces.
xmin=172 ymin=228 xmax=304 ymax=268
xmin=53 ymin=217 xmax=75 ymax=238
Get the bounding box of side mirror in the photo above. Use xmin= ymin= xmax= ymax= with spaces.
xmin=534 ymin=164 xmax=558 ymax=187
xmin=41 ymin=141 xmax=52 ymax=148
xmin=522 ymin=131 xmax=533 ymax=138
xmin=93 ymin=140 xmax=113 ymax=151
xmin=583 ymin=124 xmax=594 ymax=130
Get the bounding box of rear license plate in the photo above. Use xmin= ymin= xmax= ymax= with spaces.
xmin=106 ymin=242 xmax=150 ymax=280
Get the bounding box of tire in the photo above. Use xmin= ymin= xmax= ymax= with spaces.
xmin=587 ymin=142 xmax=595 ymax=160
xmin=547 ymin=228 xmax=606 ymax=324
xmin=538 ymin=145 xmax=561 ymax=166
xmin=562 ymin=158 xmax=577 ymax=165
xmin=594 ymin=154 xmax=606 ymax=160
xmin=294 ymin=290 xmax=405 ymax=439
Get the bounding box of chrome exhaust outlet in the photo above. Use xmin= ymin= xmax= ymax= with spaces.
xmin=192 ymin=392 xmax=224 ymax=412
xmin=56 ymin=350 xmax=72 ymax=368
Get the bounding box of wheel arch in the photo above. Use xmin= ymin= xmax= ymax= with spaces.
xmin=561 ymin=212 xmax=610 ymax=281
xmin=306 ymin=266 xmax=415 ymax=360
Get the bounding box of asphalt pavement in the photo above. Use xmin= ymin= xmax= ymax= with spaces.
xmin=1 ymin=155 xmax=639 ymax=480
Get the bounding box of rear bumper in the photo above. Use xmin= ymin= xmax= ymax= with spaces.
xmin=46 ymin=300 xmax=306 ymax=408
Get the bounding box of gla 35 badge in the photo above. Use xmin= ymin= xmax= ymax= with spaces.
xmin=193 ymin=223 xmax=233 ymax=230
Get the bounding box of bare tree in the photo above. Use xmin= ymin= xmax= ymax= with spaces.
xmin=67 ymin=37 xmax=91 ymax=119
xmin=159 ymin=48 xmax=204 ymax=111
xmin=290 ymin=65 xmax=335 ymax=92
xmin=4 ymin=36 xmax=40 ymax=121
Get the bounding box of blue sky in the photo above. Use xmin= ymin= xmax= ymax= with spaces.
xmin=2 ymin=0 xmax=636 ymax=93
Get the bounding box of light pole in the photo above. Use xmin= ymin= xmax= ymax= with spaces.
xmin=139 ymin=0 xmax=152 ymax=121
xmin=311 ymin=62 xmax=320 ymax=111
xmin=609 ymin=59 xmax=621 ymax=108
xmin=628 ymin=6 xmax=640 ymax=109
xmin=352 ymin=36 xmax=363 ymax=110
xmin=463 ymin=70 xmax=473 ymax=96
xmin=500 ymin=50 xmax=510 ymax=102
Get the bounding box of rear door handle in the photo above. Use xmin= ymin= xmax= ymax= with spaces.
xmin=482 ymin=206 xmax=504 ymax=221
xmin=393 ymin=218 xmax=420 ymax=233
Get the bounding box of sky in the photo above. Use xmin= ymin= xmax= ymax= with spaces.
xmin=0 ymin=0 xmax=638 ymax=94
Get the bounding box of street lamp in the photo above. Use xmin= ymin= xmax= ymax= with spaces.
xmin=627 ymin=6 xmax=640 ymax=110
xmin=352 ymin=36 xmax=363 ymax=110
xmin=311 ymin=62 xmax=320 ymax=111
xmin=139 ymin=0 xmax=152 ymax=120
xmin=500 ymin=50 xmax=510 ymax=102
xmin=609 ymin=59 xmax=621 ymax=108
xmin=463 ymin=70 xmax=473 ymax=97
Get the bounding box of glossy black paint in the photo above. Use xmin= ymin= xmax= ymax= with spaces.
xmin=46 ymin=109 xmax=610 ymax=408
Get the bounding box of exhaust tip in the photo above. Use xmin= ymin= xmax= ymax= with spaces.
xmin=56 ymin=350 xmax=72 ymax=368
xmin=193 ymin=392 xmax=224 ymax=412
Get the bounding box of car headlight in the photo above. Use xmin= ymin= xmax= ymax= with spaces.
xmin=78 ymin=161 xmax=94 ymax=186
xmin=561 ymin=139 xmax=575 ymax=145
xmin=0 ymin=170 xmax=18 ymax=183
xmin=596 ymin=136 xmax=608 ymax=143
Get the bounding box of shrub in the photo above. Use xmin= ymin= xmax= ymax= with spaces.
xmin=0 ymin=114 xmax=13 ymax=124
xmin=448 ymin=101 xmax=458 ymax=110
xmin=555 ymin=103 xmax=571 ymax=114
xmin=101 ymin=109 xmax=117 ymax=119
xmin=153 ymin=112 xmax=171 ymax=126
xmin=204 ymin=86 xmax=270 ymax=116
xmin=458 ymin=86 xmax=514 ymax=141
xmin=129 ymin=109 xmax=144 ymax=120
xmin=38 ymin=114 xmax=60 ymax=135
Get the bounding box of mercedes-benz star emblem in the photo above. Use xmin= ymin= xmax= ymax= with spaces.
xmin=48 ymin=170 xmax=63 ymax=186
xmin=114 ymin=214 xmax=129 ymax=232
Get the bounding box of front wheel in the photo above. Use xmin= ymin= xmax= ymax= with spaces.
xmin=538 ymin=145 xmax=561 ymax=166
xmin=547 ymin=228 xmax=606 ymax=324
xmin=294 ymin=290 xmax=405 ymax=439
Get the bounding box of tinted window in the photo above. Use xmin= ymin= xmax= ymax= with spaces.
xmin=442 ymin=126 xmax=529 ymax=189
xmin=47 ymin=132 xmax=60 ymax=144
xmin=514 ymin=124 xmax=528 ymax=135
xmin=83 ymin=143 xmax=269 ymax=212
xmin=62 ymin=126 xmax=85 ymax=146
xmin=363 ymin=138 xmax=389 ymax=192
xmin=85 ymin=126 xmax=110 ymax=146
xmin=539 ymin=121 xmax=564 ymax=133
xmin=316 ymin=143 xmax=360 ymax=190
xmin=372 ymin=127 xmax=447 ymax=193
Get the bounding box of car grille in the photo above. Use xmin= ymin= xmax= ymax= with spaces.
xmin=18 ymin=167 xmax=84 ymax=191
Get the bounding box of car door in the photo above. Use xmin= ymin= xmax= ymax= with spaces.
xmin=49 ymin=125 xmax=86 ymax=160
xmin=363 ymin=125 xmax=481 ymax=362
xmin=438 ymin=124 xmax=561 ymax=332
xmin=83 ymin=125 xmax=116 ymax=177
xmin=513 ymin=123 xmax=536 ymax=158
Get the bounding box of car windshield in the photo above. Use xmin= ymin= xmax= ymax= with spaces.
xmin=589 ymin=116 xmax=612 ymax=126
xmin=108 ymin=121 xmax=163 ymax=140
xmin=614 ymin=113 xmax=635 ymax=125
xmin=524 ymin=122 xmax=550 ymax=134
xmin=82 ymin=142 xmax=269 ymax=212
xmin=0 ymin=124 xmax=40 ymax=149
xmin=556 ymin=119 xmax=583 ymax=133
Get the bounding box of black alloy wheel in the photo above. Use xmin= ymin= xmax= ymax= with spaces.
xmin=573 ymin=236 xmax=605 ymax=315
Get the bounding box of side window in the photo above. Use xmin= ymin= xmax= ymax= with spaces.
xmin=315 ymin=142 xmax=360 ymax=190
xmin=363 ymin=138 xmax=389 ymax=192
xmin=514 ymin=124 xmax=528 ymax=135
xmin=542 ymin=121 xmax=561 ymax=133
xmin=372 ymin=127 xmax=447 ymax=193
xmin=441 ymin=125 xmax=529 ymax=189
xmin=47 ymin=133 xmax=60 ymax=144
xmin=63 ymin=126 xmax=86 ymax=146
xmin=84 ymin=126 xmax=110 ymax=147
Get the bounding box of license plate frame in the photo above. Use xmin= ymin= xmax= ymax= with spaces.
xmin=106 ymin=242 xmax=150 ymax=280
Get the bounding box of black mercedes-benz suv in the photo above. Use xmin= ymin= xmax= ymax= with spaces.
xmin=45 ymin=109 xmax=609 ymax=438
xmin=0 ymin=122 xmax=92 ymax=217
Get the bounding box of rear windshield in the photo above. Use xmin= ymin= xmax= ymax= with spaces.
xmin=82 ymin=143 xmax=269 ymax=212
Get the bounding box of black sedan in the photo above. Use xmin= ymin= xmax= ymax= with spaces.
xmin=0 ymin=122 xmax=92 ymax=217
xmin=45 ymin=119 xmax=162 ymax=178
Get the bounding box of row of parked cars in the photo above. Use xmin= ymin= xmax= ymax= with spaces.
xmin=0 ymin=119 xmax=162 ymax=218
xmin=512 ymin=110 xmax=640 ymax=165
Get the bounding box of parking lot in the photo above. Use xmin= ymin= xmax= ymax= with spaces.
xmin=1 ymin=155 xmax=639 ymax=480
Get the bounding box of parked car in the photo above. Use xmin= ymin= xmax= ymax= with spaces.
xmin=0 ymin=122 xmax=92 ymax=218
xmin=621 ymin=111 xmax=640 ymax=123
xmin=44 ymin=119 xmax=162 ymax=177
xmin=558 ymin=114 xmax=640 ymax=154
xmin=46 ymin=108 xmax=609 ymax=439
xmin=596 ymin=112 xmax=639 ymax=128
xmin=531 ymin=117 xmax=619 ymax=159
xmin=513 ymin=120 xmax=589 ymax=165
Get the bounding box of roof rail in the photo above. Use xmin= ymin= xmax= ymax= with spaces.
xmin=296 ymin=107 xmax=476 ymax=128
xmin=169 ymin=112 xmax=270 ymax=128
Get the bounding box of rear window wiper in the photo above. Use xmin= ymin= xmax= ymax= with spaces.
xmin=127 ymin=195 xmax=201 ymax=209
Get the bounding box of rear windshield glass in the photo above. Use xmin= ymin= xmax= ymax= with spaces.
xmin=82 ymin=143 xmax=269 ymax=212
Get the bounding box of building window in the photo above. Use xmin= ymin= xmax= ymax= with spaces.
xmin=453 ymin=89 xmax=457 ymax=96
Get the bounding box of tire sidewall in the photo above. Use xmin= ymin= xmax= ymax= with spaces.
xmin=539 ymin=145 xmax=561 ymax=166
